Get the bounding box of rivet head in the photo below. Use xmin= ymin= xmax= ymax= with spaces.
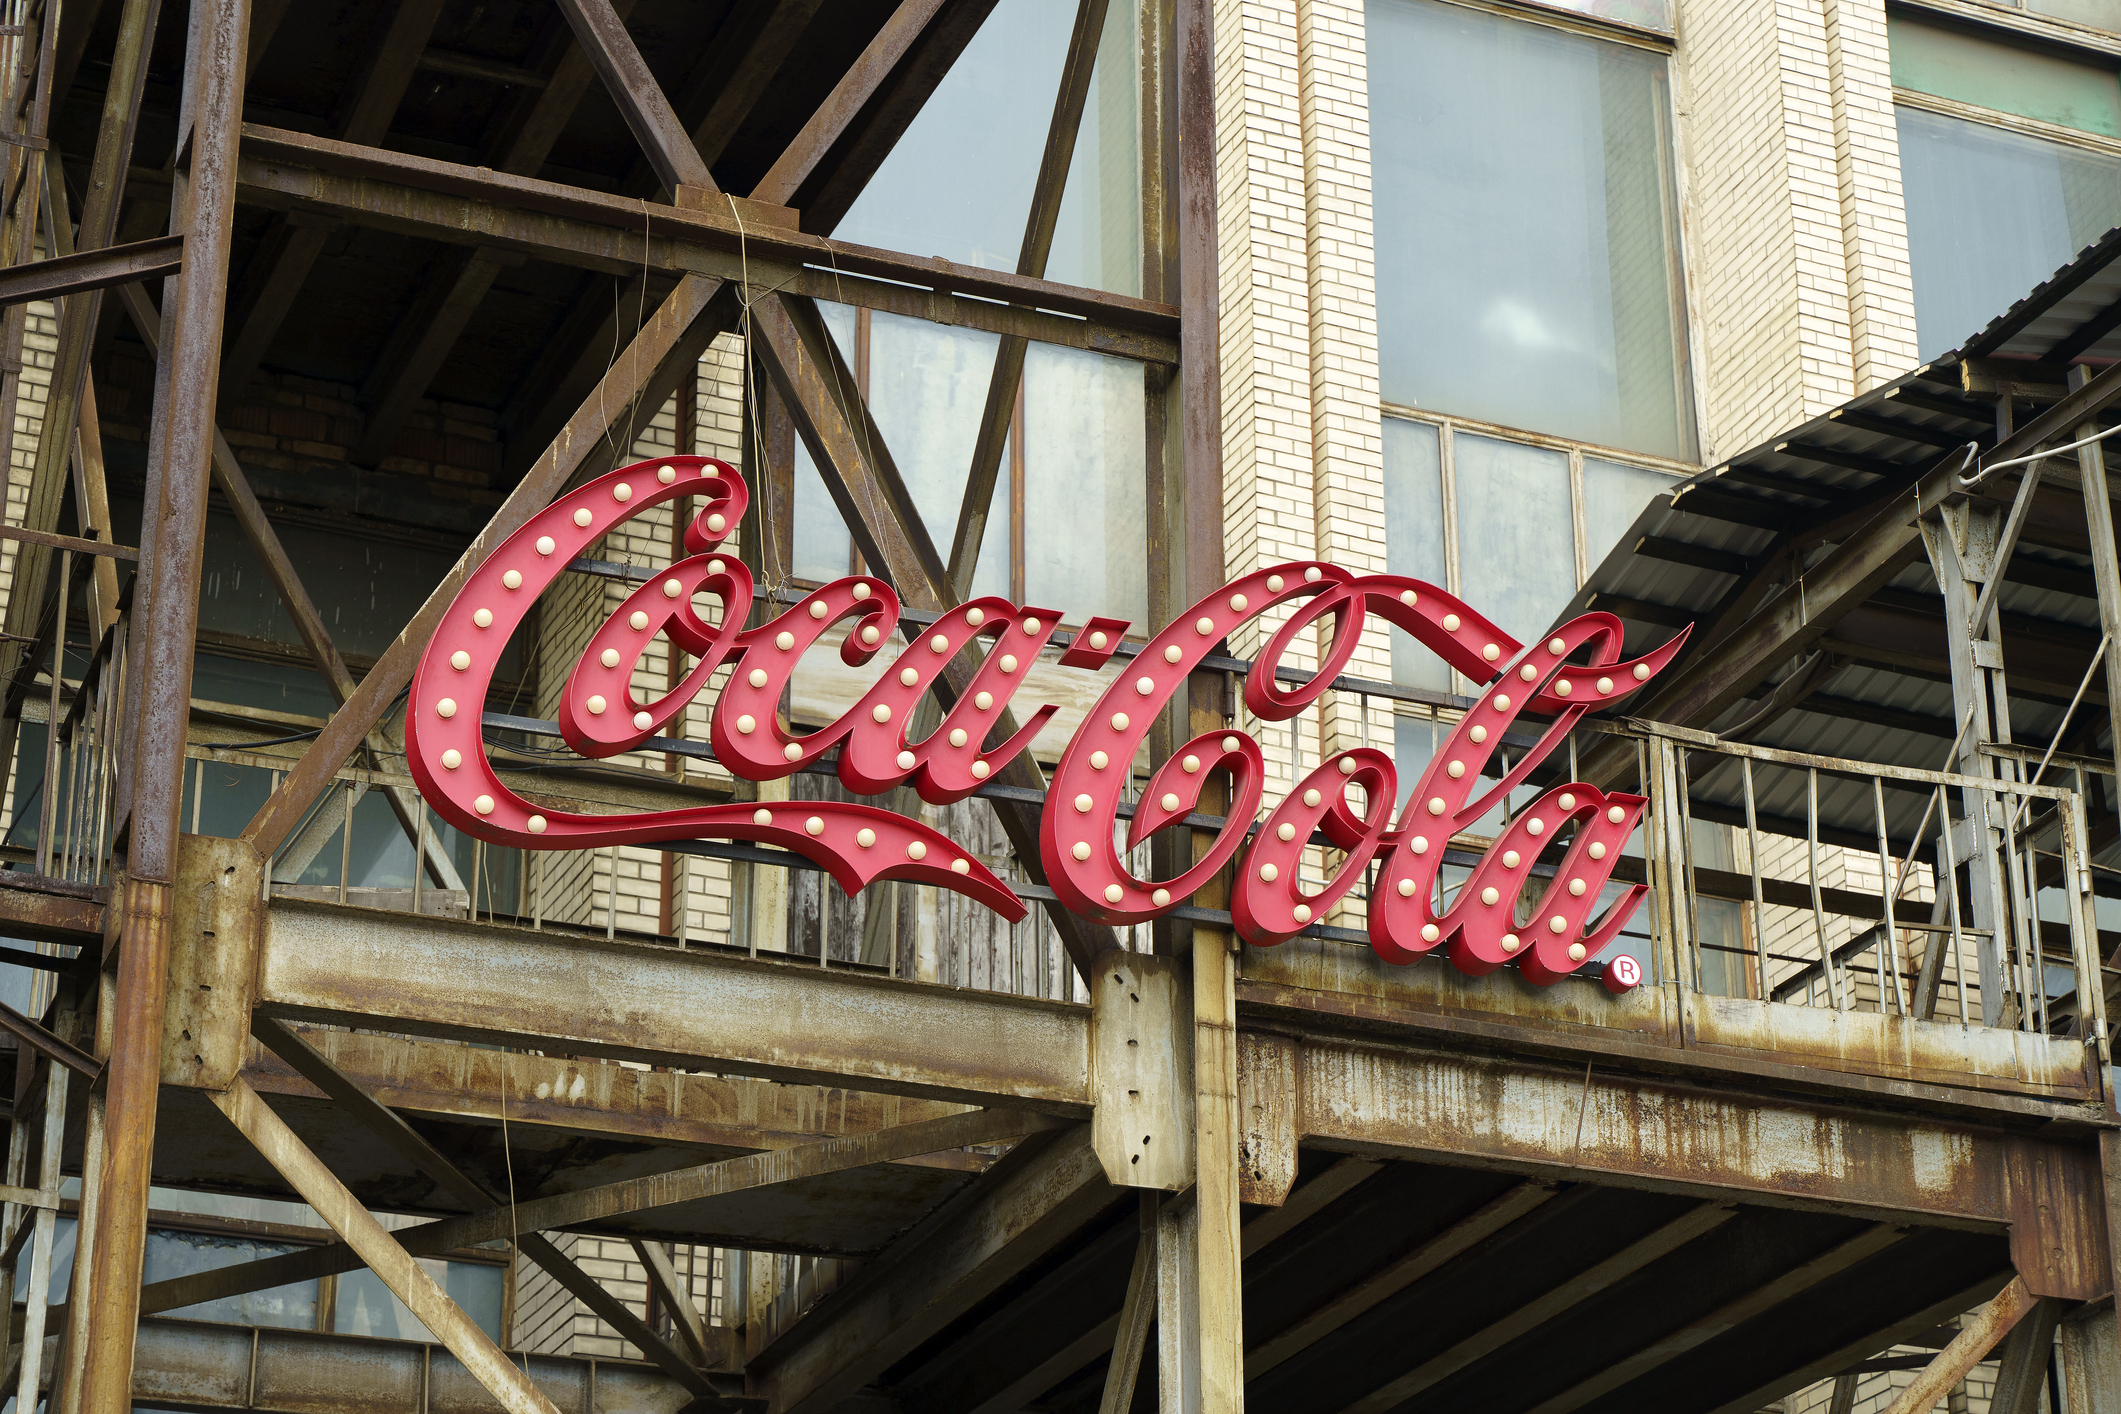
xmin=736 ymin=714 xmax=755 ymax=734
xmin=1135 ymin=675 xmax=1155 ymax=696
xmin=754 ymin=808 xmax=772 ymax=826
xmin=1105 ymin=885 xmax=1124 ymax=903
xmin=1482 ymin=644 xmax=1499 ymax=661
xmin=999 ymin=654 xmax=1017 ymax=673
xmin=1222 ymin=736 xmax=1239 ymax=752
xmin=1427 ymin=797 xmax=1445 ymax=815
xmin=634 ymin=711 xmax=652 ymax=730
xmin=952 ymin=858 xmax=970 ymax=874
xmin=1503 ymin=850 xmax=1520 ymax=868
xmin=930 ymin=634 xmax=951 ymax=654
xmin=1633 ymin=663 xmax=1650 ymax=680
xmin=777 ymin=632 xmax=795 ymax=650
xmin=707 ymin=513 xmax=726 ymax=533
xmin=1422 ymin=924 xmax=1441 ymax=942
xmin=1608 ymin=806 xmax=1625 ymax=823
xmin=1398 ymin=878 xmax=1416 ymax=897
xmin=1160 ymin=792 xmax=1180 ymax=812
xmin=1073 ymin=841 xmax=1091 ymax=861
xmin=475 ymin=795 xmax=494 ymax=815
xmin=1442 ymin=613 xmax=1461 ymax=631
xmin=1153 ymin=888 xmax=1171 ymax=907
xmin=950 ymin=729 xmax=969 ymax=747
xmin=613 ymin=482 xmax=632 ymax=502
xmin=1023 ymin=617 xmax=1042 ymax=634
xmin=1278 ymin=823 xmax=1296 ymax=841
xmin=856 ymin=828 xmax=876 ymax=848
xmin=1303 ymin=788 xmax=1321 ymax=807
xmin=1502 ymin=935 xmax=1520 ymax=953
xmin=440 ymin=749 xmax=461 ymax=770
xmin=872 ymin=704 xmax=891 ymax=723
xmin=1267 ymin=575 xmax=1284 ymax=592
xmin=1589 ymin=842 xmax=1607 ymax=859
xmin=975 ymin=691 xmax=993 ymax=711
xmin=1229 ymin=593 xmax=1248 ymax=611
xmin=971 ymin=760 xmax=990 ymax=778
xmin=1259 ymin=863 xmax=1278 ymax=882
xmin=1090 ymin=631 xmax=1108 ymax=649
xmin=630 ymin=611 xmax=649 ymax=630
xmin=536 ymin=536 xmax=555 ymax=556
xmin=861 ymin=626 xmax=880 ymax=645
xmin=657 ymin=465 xmax=676 ymax=484
xmin=1446 ymin=761 xmax=1465 ymax=779
xmin=1480 ymin=887 xmax=1499 ymax=906
xmin=603 ymin=649 xmax=622 ymax=669
xmin=1293 ymin=904 xmax=1312 ymax=923
xmin=1196 ymin=616 xmax=1215 ymax=635
xmin=1111 ymin=712 xmax=1130 ymax=731
xmin=897 ymin=750 xmax=916 ymax=770
xmin=1182 ymin=754 xmax=1199 ymax=773
xmin=528 ymin=815 xmax=547 ymax=833
xmin=1074 ymin=794 xmax=1094 ymax=813
xmin=451 ymin=650 xmax=471 ymax=671
xmin=574 ymin=509 xmax=593 ymax=527
xmin=1597 ymin=677 xmax=1614 ymax=694
xmin=1090 ymin=750 xmax=1109 ymax=769
xmin=1410 ymin=836 xmax=1428 ymax=854
xmin=1305 ymin=567 xmax=1322 ymax=582
xmin=784 ymin=743 xmax=802 ymax=761
xmin=1569 ymin=879 xmax=1587 ymax=896
xmin=663 ymin=578 xmax=683 ymax=598
xmin=472 ymin=608 xmax=492 ymax=628
xmin=436 ymin=698 xmax=457 ymax=719
xmin=1550 ymin=916 xmax=1569 ymax=934
xmin=1549 ymin=637 xmax=1566 ymax=655
xmin=908 ymin=841 xmax=927 ymax=860
xmin=806 ymin=816 xmax=825 ymax=836
xmin=586 ymin=695 xmax=606 ymax=715
xmin=1568 ymin=942 xmax=1588 ymax=961
xmin=502 ymin=570 xmax=522 ymax=590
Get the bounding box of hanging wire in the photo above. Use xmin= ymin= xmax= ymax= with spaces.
xmin=1959 ymin=421 xmax=2121 ymax=491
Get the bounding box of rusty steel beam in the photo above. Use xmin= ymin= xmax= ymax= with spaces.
xmin=78 ymin=2 xmax=250 ymax=1406
xmin=751 ymin=1125 xmax=1119 ymax=1414
xmin=256 ymin=896 xmax=1093 ymax=1110
xmin=0 ymin=880 xmax=101 ymax=942
xmin=1878 ymin=1277 xmax=2034 ymax=1414
xmin=751 ymin=0 xmax=949 ymax=207
xmin=689 ymin=0 xmax=824 ymax=167
xmin=553 ymin=0 xmax=712 ymax=196
xmin=128 ymin=1319 xmax=688 ymax=1412
xmin=248 ymin=1016 xmax=722 ymax=1399
xmin=237 ymin=271 xmax=725 ymax=860
xmin=751 ymin=292 xmax=1123 ymax=981
xmin=0 ymin=234 xmax=180 ymax=308
xmin=143 ymin=1104 xmax=1052 ymax=1316
xmin=206 ymin=1076 xmax=560 ymax=1413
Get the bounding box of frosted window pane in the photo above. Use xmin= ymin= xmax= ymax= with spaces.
xmin=1453 ymin=434 xmax=1574 ymax=645
xmin=867 ymin=313 xmax=1002 ymax=552
xmin=791 ymin=304 xmax=859 ymax=582
xmin=834 ymin=0 xmax=1141 ymax=295
xmin=1899 ymin=106 xmax=2121 ymax=360
xmin=334 ymin=1258 xmax=503 ymax=1343
xmin=146 ymin=1228 xmax=316 ymax=1328
xmin=1383 ymin=418 xmax=1447 ymax=691
xmin=1370 ymin=0 xmax=1692 ymax=460
xmin=1021 ymin=344 xmax=1146 ymax=624
xmin=1515 ymin=0 xmax=1670 ymax=30
xmin=1582 ymin=457 xmax=1677 ymax=572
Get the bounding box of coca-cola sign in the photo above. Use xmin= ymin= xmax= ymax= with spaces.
xmin=408 ymin=457 xmax=1687 ymax=991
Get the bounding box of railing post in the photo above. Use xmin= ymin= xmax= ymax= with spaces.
xmin=1648 ymin=734 xmax=1692 ymax=995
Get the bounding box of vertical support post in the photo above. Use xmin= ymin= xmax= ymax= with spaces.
xmin=1805 ymin=767 xmax=1848 ymax=1010
xmin=2073 ymin=362 xmax=2121 ymax=793
xmin=1192 ymin=925 xmax=1242 ymax=1410
xmin=79 ymin=0 xmax=249 ymax=1405
xmin=1157 ymin=1191 xmax=1200 ymax=1414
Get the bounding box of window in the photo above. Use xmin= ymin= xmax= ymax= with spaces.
xmin=1890 ymin=15 xmax=2121 ymax=357
xmin=1963 ymin=0 xmax=2120 ymax=37
xmin=1369 ymin=0 xmax=1694 ymax=461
